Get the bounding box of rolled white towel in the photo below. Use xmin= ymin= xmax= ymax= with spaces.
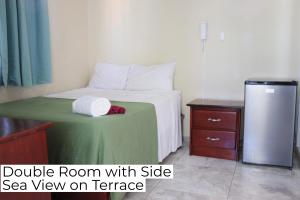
xmin=72 ymin=96 xmax=111 ymax=117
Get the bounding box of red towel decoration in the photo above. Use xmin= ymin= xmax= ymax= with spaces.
xmin=107 ymin=105 xmax=126 ymax=115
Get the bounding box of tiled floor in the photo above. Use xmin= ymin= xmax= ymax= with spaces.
xmin=124 ymin=139 xmax=300 ymax=200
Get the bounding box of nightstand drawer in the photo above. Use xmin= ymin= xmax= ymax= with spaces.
xmin=192 ymin=110 xmax=237 ymax=130
xmin=192 ymin=130 xmax=236 ymax=149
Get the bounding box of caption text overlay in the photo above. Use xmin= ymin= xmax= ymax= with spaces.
xmin=0 ymin=165 xmax=173 ymax=192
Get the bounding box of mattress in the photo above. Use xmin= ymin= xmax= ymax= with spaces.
xmin=47 ymin=88 xmax=183 ymax=162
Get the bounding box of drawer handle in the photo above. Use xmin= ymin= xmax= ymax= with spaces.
xmin=206 ymin=137 xmax=221 ymax=141
xmin=208 ymin=118 xmax=222 ymax=122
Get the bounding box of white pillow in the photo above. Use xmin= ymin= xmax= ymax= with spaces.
xmin=89 ymin=63 xmax=131 ymax=90
xmin=126 ymin=63 xmax=176 ymax=91
xmin=127 ymin=64 xmax=148 ymax=80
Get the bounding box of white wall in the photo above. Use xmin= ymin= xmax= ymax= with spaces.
xmin=0 ymin=0 xmax=298 ymax=138
xmin=292 ymin=0 xmax=300 ymax=148
xmin=88 ymin=0 xmax=298 ymax=136
xmin=297 ymin=14 xmax=300 ymax=148
xmin=0 ymin=0 xmax=89 ymax=103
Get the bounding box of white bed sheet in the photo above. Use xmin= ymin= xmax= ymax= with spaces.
xmin=46 ymin=88 xmax=182 ymax=162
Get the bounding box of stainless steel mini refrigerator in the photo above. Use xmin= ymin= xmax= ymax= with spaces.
xmin=243 ymin=79 xmax=297 ymax=168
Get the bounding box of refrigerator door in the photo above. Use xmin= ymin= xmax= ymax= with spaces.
xmin=243 ymin=84 xmax=297 ymax=167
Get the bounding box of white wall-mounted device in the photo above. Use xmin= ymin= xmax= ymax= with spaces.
xmin=220 ymin=32 xmax=225 ymax=41
xmin=200 ymin=22 xmax=208 ymax=52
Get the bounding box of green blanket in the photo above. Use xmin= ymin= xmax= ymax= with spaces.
xmin=0 ymin=97 xmax=158 ymax=200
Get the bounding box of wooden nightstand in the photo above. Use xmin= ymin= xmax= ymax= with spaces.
xmin=187 ymin=99 xmax=243 ymax=161
xmin=0 ymin=117 xmax=52 ymax=200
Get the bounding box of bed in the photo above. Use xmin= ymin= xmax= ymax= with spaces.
xmin=0 ymin=87 xmax=182 ymax=200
